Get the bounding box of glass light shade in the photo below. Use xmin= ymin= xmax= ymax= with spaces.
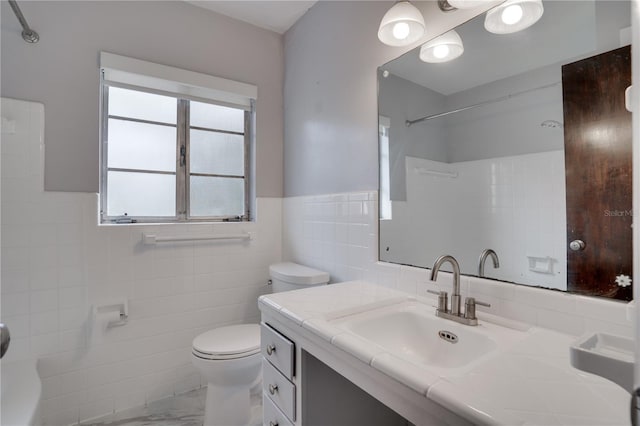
xmin=484 ymin=0 xmax=544 ymax=34
xmin=447 ymin=0 xmax=491 ymax=9
xmin=419 ymin=30 xmax=464 ymax=63
xmin=378 ymin=1 xmax=426 ymax=47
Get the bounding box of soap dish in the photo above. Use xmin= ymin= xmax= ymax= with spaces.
xmin=570 ymin=332 xmax=634 ymax=392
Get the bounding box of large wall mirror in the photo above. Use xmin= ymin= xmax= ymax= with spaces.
xmin=378 ymin=0 xmax=633 ymax=301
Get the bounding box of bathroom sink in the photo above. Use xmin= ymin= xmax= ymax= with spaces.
xmin=330 ymin=300 xmax=505 ymax=371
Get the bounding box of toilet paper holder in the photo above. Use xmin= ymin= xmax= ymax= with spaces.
xmin=94 ymin=300 xmax=129 ymax=328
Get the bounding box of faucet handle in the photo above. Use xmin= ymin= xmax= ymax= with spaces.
xmin=474 ymin=299 xmax=491 ymax=308
xmin=428 ymin=290 xmax=448 ymax=312
xmin=464 ymin=297 xmax=491 ymax=320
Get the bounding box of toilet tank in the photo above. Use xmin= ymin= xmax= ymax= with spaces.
xmin=269 ymin=262 xmax=330 ymax=293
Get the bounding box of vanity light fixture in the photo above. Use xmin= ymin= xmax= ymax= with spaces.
xmin=484 ymin=0 xmax=544 ymax=34
xmin=444 ymin=0 xmax=492 ymax=9
xmin=437 ymin=0 xmax=493 ymax=12
xmin=378 ymin=1 xmax=426 ymax=47
xmin=419 ymin=30 xmax=464 ymax=63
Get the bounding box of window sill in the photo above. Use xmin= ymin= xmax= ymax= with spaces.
xmin=98 ymin=219 xmax=254 ymax=227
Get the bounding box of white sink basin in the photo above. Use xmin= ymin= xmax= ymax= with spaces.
xmin=330 ymin=299 xmax=526 ymax=373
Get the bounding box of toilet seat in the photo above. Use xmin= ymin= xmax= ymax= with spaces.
xmin=192 ymin=324 xmax=260 ymax=361
xmin=192 ymin=348 xmax=260 ymax=360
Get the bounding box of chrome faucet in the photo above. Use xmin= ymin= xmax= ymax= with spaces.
xmin=429 ymin=255 xmax=490 ymax=326
xmin=430 ymin=255 xmax=462 ymax=315
xmin=478 ymin=249 xmax=499 ymax=277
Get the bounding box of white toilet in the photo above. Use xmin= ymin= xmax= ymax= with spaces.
xmin=192 ymin=262 xmax=329 ymax=426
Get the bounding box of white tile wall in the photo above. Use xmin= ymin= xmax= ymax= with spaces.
xmin=283 ymin=192 xmax=378 ymax=284
xmin=283 ymin=190 xmax=633 ymax=339
xmin=1 ymin=98 xmax=283 ymax=425
xmin=381 ymin=153 xmax=567 ymax=290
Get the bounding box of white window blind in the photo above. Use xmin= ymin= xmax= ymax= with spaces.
xmin=100 ymin=52 xmax=257 ymax=110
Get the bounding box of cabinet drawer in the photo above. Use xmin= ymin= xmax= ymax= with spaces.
xmin=263 ymin=359 xmax=296 ymax=421
xmin=261 ymin=323 xmax=294 ymax=379
xmin=263 ymin=392 xmax=294 ymax=426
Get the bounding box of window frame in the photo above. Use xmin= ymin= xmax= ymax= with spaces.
xmin=378 ymin=115 xmax=392 ymax=221
xmin=99 ymin=80 xmax=252 ymax=224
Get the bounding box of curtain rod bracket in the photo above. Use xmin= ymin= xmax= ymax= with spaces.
xmin=8 ymin=0 xmax=39 ymax=44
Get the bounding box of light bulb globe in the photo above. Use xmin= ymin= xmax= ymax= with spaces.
xmin=485 ymin=0 xmax=544 ymax=34
xmin=501 ymin=4 xmax=523 ymax=25
xmin=378 ymin=1 xmax=426 ymax=47
xmin=419 ymin=30 xmax=464 ymax=63
xmin=392 ymin=22 xmax=411 ymax=40
xmin=433 ymin=44 xmax=450 ymax=59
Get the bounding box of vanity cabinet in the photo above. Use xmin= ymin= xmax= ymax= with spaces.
xmin=261 ymin=322 xmax=295 ymax=379
xmin=259 ymin=316 xmax=466 ymax=426
xmin=261 ymin=323 xmax=297 ymax=425
xmin=263 ymin=359 xmax=296 ymax=420
xmin=263 ymin=394 xmax=294 ymax=426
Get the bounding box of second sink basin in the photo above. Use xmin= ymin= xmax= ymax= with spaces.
xmin=330 ymin=299 xmax=526 ymax=373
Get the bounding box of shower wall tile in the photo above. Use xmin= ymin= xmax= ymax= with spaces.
xmin=382 ymin=154 xmax=567 ymax=291
xmin=1 ymin=98 xmax=283 ymax=425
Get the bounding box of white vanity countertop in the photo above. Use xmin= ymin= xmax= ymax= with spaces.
xmin=258 ymin=280 xmax=630 ymax=426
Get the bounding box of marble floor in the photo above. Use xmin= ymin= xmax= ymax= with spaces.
xmin=82 ymin=388 xmax=262 ymax=426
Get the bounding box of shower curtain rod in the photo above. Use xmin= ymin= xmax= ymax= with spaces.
xmin=8 ymin=0 xmax=39 ymax=43
xmin=405 ymin=81 xmax=560 ymax=127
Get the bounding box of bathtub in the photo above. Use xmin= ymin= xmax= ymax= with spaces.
xmin=1 ymin=358 xmax=42 ymax=426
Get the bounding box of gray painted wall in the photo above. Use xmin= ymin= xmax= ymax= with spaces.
xmin=378 ymin=73 xmax=446 ymax=201
xmin=283 ymin=1 xmax=496 ymax=197
xmin=444 ymin=63 xmax=564 ymax=163
xmin=1 ymin=1 xmax=284 ymax=196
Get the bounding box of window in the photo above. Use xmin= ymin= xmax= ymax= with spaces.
xmin=379 ymin=116 xmax=392 ymax=220
xmin=99 ymin=53 xmax=256 ymax=223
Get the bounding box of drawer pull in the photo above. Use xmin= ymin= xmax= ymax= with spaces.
xmin=268 ymin=384 xmax=279 ymax=395
xmin=269 ymin=422 xmax=279 ymax=426
xmin=266 ymin=344 xmax=276 ymax=355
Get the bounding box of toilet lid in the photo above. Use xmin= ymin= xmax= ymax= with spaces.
xmin=269 ymin=262 xmax=330 ymax=285
xmin=192 ymin=324 xmax=260 ymax=357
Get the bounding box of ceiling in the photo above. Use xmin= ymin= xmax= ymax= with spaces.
xmin=186 ymin=1 xmax=317 ymax=34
